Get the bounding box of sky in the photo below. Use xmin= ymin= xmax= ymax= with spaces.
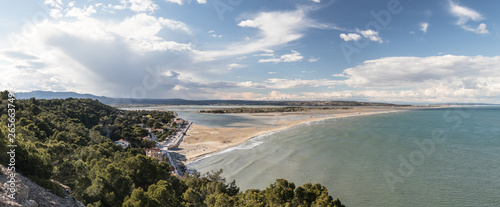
xmin=0 ymin=0 xmax=499 ymax=103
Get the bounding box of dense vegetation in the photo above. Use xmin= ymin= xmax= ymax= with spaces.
xmin=199 ymin=107 xmax=350 ymax=114
xmin=0 ymin=91 xmax=345 ymax=207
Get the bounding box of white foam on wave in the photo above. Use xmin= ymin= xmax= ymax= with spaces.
xmin=186 ymin=132 xmax=277 ymax=167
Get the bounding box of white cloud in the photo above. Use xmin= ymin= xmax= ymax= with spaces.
xmin=107 ymin=3 xmax=127 ymax=12
xmin=208 ymin=30 xmax=222 ymax=38
xmin=258 ymin=58 xmax=282 ymax=63
xmin=185 ymin=78 xmax=338 ymax=91
xmin=474 ymin=23 xmax=488 ymax=34
xmin=253 ymin=53 xmax=274 ymax=57
xmin=259 ymin=50 xmax=303 ymax=63
xmin=234 ymin=78 xmax=339 ymax=89
xmin=261 ymin=49 xmax=274 ymax=53
xmin=331 ymin=55 xmax=500 ymax=102
xmin=65 ymin=5 xmax=97 ymax=19
xmin=128 ymin=0 xmax=159 ymax=13
xmin=164 ymin=0 xmax=205 ymax=5
xmin=67 ymin=1 xmax=76 ymax=7
xmin=449 ymin=1 xmax=489 ymax=34
xmin=310 ymin=0 xmax=320 ymax=3
xmin=449 ymin=1 xmax=483 ymax=25
xmin=420 ymin=22 xmax=428 ymax=33
xmin=50 ymin=8 xmax=63 ymax=19
xmin=0 ymin=7 xmax=198 ymax=98
xmin=195 ymin=7 xmax=329 ymax=62
xmin=102 ymin=0 xmax=158 ymax=13
xmin=307 ymin=57 xmax=319 ymax=62
xmin=226 ymin=63 xmax=245 ymax=70
xmin=44 ymin=0 xmax=63 ymax=9
xmin=109 ymin=13 xmax=191 ymax=52
xmin=281 ymin=50 xmax=304 ymax=62
xmin=359 ymin=29 xmax=383 ymax=43
xmin=339 ymin=33 xmax=361 ymax=41
xmin=164 ymin=0 xmax=184 ymax=5
xmin=463 ymin=23 xmax=489 ymax=34
xmin=258 ymin=91 xmax=299 ymax=101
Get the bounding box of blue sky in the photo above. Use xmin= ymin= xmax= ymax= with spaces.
xmin=1 ymin=0 xmax=499 ymax=103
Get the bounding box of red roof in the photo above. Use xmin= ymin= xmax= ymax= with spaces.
xmin=146 ymin=148 xmax=161 ymax=153
xmin=117 ymin=139 xmax=129 ymax=143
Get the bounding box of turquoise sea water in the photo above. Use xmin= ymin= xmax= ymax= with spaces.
xmin=188 ymin=107 xmax=500 ymax=207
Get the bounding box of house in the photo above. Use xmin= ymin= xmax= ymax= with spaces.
xmin=115 ymin=139 xmax=130 ymax=148
xmin=155 ymin=129 xmax=164 ymax=133
xmin=146 ymin=147 xmax=164 ymax=161
xmin=143 ymin=136 xmax=152 ymax=141
xmin=174 ymin=118 xmax=184 ymax=125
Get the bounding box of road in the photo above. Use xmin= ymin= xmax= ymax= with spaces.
xmin=157 ymin=122 xmax=193 ymax=176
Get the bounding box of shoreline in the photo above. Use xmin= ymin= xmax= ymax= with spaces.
xmin=177 ymin=107 xmax=412 ymax=166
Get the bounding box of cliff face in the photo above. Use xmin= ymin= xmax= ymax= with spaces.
xmin=0 ymin=165 xmax=84 ymax=207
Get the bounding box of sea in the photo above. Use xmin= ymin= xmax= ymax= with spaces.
xmin=185 ymin=106 xmax=500 ymax=207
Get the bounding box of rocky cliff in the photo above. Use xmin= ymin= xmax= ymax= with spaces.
xmin=0 ymin=165 xmax=84 ymax=207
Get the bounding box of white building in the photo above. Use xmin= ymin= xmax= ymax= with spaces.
xmin=115 ymin=139 xmax=130 ymax=148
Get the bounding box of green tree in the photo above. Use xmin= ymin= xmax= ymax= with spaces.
xmin=153 ymin=122 xmax=162 ymax=129
xmin=132 ymin=127 xmax=149 ymax=138
xmin=147 ymin=180 xmax=179 ymax=207
xmin=123 ymin=154 xmax=172 ymax=189
xmin=123 ymin=188 xmax=153 ymax=207
xmin=205 ymin=193 xmax=233 ymax=207
xmin=182 ymin=187 xmax=204 ymax=207
xmin=264 ymin=179 xmax=296 ymax=206
xmin=237 ymin=189 xmax=265 ymax=207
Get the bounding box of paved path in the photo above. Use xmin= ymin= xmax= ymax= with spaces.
xmin=157 ymin=122 xmax=193 ymax=176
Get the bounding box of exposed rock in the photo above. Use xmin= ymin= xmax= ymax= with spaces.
xmin=0 ymin=165 xmax=84 ymax=207
xmin=24 ymin=199 xmax=38 ymax=207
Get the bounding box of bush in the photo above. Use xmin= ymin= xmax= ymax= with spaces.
xmin=31 ymin=177 xmax=65 ymax=198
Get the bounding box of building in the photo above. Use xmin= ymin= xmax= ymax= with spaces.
xmin=143 ymin=136 xmax=152 ymax=141
xmin=146 ymin=147 xmax=164 ymax=161
xmin=145 ymin=128 xmax=164 ymax=134
xmin=174 ymin=118 xmax=186 ymax=127
xmin=115 ymin=139 xmax=130 ymax=148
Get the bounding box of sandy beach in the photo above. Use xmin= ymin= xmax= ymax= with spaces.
xmin=174 ymin=107 xmax=409 ymax=163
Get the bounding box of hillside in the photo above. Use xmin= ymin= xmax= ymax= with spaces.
xmin=0 ymin=91 xmax=345 ymax=207
xmin=16 ymin=90 xmax=404 ymax=106
xmin=0 ymin=165 xmax=85 ymax=207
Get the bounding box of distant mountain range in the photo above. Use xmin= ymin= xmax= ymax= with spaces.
xmin=15 ymin=90 xmax=412 ymax=106
xmin=16 ymin=90 xmax=109 ymax=101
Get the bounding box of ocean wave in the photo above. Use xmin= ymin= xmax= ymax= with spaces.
xmin=186 ymin=132 xmax=277 ymax=167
